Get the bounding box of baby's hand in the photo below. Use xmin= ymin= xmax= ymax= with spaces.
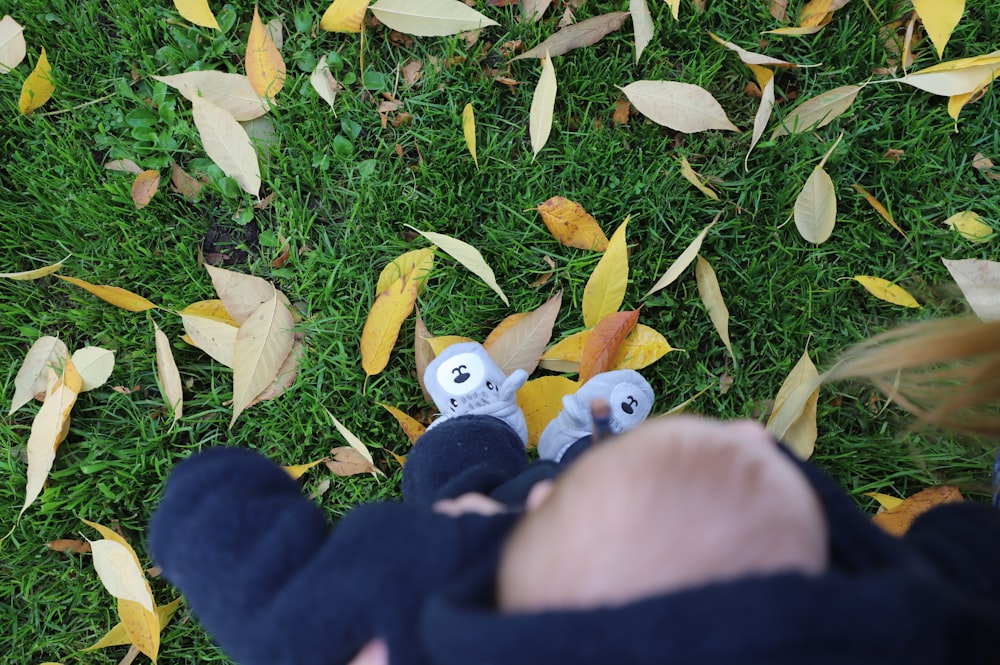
xmin=348 ymin=639 xmax=388 ymax=665
xmin=433 ymin=492 xmax=507 ymax=517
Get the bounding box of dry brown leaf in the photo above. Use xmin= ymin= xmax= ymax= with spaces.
xmin=326 ymin=446 xmax=378 ymax=476
xmin=483 ymin=291 xmax=562 ymax=375
xmin=972 ymin=153 xmax=1000 ymax=181
xmin=169 ymin=162 xmax=204 ymax=200
xmin=769 ymin=0 xmax=788 ymax=21
xmin=131 ymin=170 xmax=160 ymax=210
xmin=529 ymin=256 xmax=557 ymax=287
xmin=579 ymin=309 xmax=640 ymax=383
xmin=536 ymin=196 xmax=609 ymax=251
xmin=47 ymin=538 xmax=92 ymax=553
xmin=521 ymin=0 xmax=553 ymax=21
xmin=871 ymin=486 xmax=963 ymax=536
xmin=512 ymin=12 xmax=629 ymax=61
xmin=613 ymin=98 xmax=631 ymax=124
xmin=402 ymin=59 xmax=423 ymax=86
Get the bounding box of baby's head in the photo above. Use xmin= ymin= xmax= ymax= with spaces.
xmin=497 ymin=416 xmax=828 ymax=612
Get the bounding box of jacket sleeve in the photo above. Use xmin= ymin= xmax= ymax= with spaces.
xmin=149 ymin=447 xmax=516 ymax=665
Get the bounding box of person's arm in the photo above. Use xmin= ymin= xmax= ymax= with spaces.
xmin=149 ymin=447 xmax=377 ymax=665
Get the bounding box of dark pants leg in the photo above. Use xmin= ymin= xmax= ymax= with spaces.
xmin=402 ymin=415 xmax=528 ymax=508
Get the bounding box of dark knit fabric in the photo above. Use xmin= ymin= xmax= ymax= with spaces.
xmin=149 ymin=415 xmax=1000 ymax=664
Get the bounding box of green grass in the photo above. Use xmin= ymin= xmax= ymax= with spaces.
xmin=1 ymin=0 xmax=998 ymax=662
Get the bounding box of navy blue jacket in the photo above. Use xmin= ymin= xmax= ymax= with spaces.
xmin=149 ymin=444 xmax=1000 ymax=664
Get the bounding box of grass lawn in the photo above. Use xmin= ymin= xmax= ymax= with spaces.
xmin=1 ymin=0 xmax=998 ymax=662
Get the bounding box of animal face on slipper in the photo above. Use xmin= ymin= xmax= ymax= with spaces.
xmin=427 ymin=343 xmax=506 ymax=414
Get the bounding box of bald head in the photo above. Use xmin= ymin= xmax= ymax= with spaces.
xmin=498 ymin=416 xmax=828 ymax=612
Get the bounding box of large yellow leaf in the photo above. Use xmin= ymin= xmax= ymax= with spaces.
xmin=462 ymin=102 xmax=478 ymax=169
xmin=153 ymin=323 xmax=183 ymax=425
xmin=695 ymin=255 xmax=734 ymax=359
xmin=173 ymin=0 xmax=221 ymax=29
xmin=646 ymin=215 xmax=718 ymax=296
xmin=483 ymin=291 xmax=562 ymax=375
xmin=911 ymin=0 xmax=965 ymax=59
xmin=530 ymin=52 xmax=556 ymax=158
xmin=517 ymin=376 xmax=578 ymax=447
xmin=19 ymin=47 xmax=54 ymax=114
xmin=369 ymin=0 xmax=499 ymax=36
xmin=361 ymin=266 xmax=422 ymax=376
xmin=582 ymin=217 xmax=629 ymax=327
xmin=153 ymin=72 xmax=268 ymax=121
xmin=230 ymin=293 xmax=295 ymax=426
xmin=619 ymin=80 xmax=738 ymax=133
xmin=425 ymin=335 xmax=476 ymax=356
xmin=320 ymin=0 xmax=370 ymax=32
xmin=407 ymin=226 xmax=509 ymax=305
xmin=536 ymin=196 xmax=609 ymax=251
xmin=771 ymin=85 xmax=861 ymax=138
xmin=54 ymin=275 xmax=157 ymax=312
xmin=70 ymin=346 xmax=115 ymax=392
xmin=852 ymin=276 xmax=921 ymax=308
xmin=190 ymin=94 xmax=261 ymax=197
xmin=612 ymin=323 xmax=674 ymax=370
xmin=375 ymin=247 xmax=435 ymax=295
xmin=85 ymin=598 xmax=182 ymax=651
xmin=897 ymin=51 xmax=1000 ymax=96
xmin=0 ymin=15 xmax=26 ymax=73
xmin=20 ymin=362 xmax=81 ymax=518
xmin=765 ymin=349 xmax=820 ymax=459
xmin=539 ymin=329 xmax=589 ymax=373
xmin=9 ymin=336 xmax=68 ymax=416
xmin=246 ymin=5 xmax=285 ymax=99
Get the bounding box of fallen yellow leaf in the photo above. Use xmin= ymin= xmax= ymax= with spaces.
xmin=246 ymin=5 xmax=285 ymax=99
xmin=852 ymin=276 xmax=921 ymax=308
xmin=54 ymin=275 xmax=157 ymax=312
xmin=19 ymin=47 xmax=55 ymax=114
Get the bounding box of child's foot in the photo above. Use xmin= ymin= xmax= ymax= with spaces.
xmin=537 ymin=370 xmax=654 ymax=461
xmin=425 ymin=342 xmax=529 ymax=446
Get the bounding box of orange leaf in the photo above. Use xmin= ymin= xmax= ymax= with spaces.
xmin=536 ymin=196 xmax=609 ymax=251
xmin=131 ymin=170 xmax=160 ymax=210
xmin=47 ymin=538 xmax=91 ymax=553
xmin=246 ymin=5 xmax=286 ymax=99
xmin=579 ymin=309 xmax=640 ymax=382
xmin=380 ymin=403 xmax=427 ymax=444
xmin=871 ymin=486 xmax=963 ymax=536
